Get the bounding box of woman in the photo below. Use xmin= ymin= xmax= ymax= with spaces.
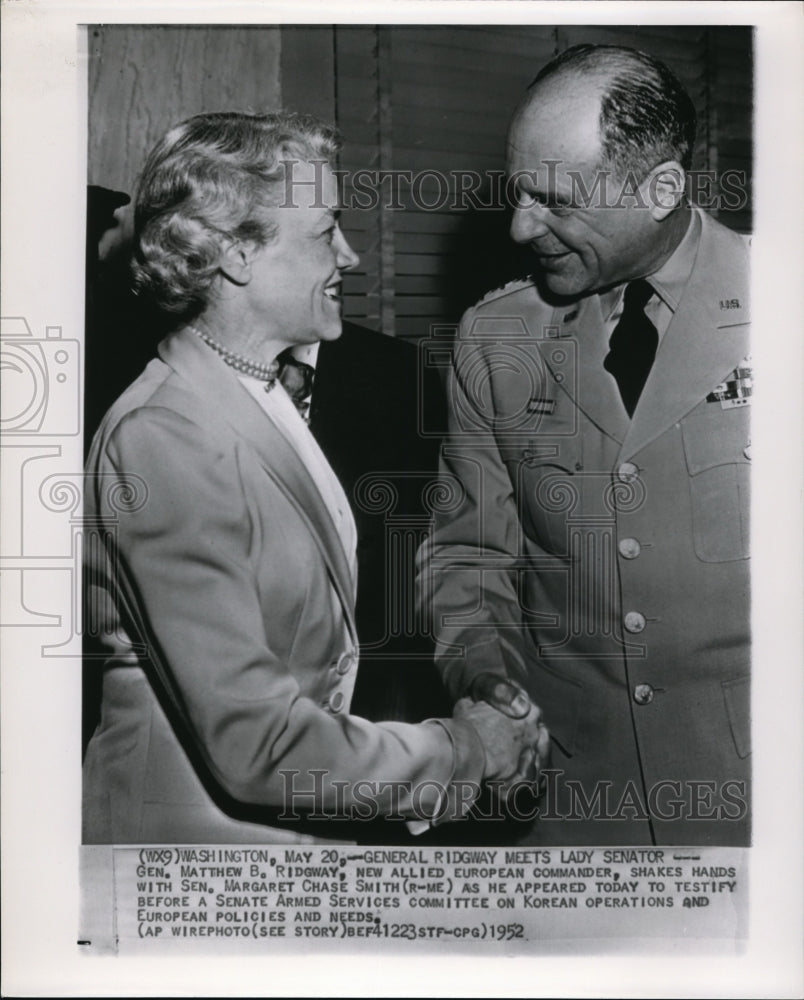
xmin=83 ymin=110 xmax=541 ymax=844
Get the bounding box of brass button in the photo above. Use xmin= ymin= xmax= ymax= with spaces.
xmin=618 ymin=537 xmax=641 ymax=559
xmin=336 ymin=652 xmax=355 ymax=675
xmin=624 ymin=611 xmax=646 ymax=633
xmin=329 ymin=691 xmax=345 ymax=713
xmin=634 ymin=683 xmax=654 ymax=705
xmin=617 ymin=461 xmax=640 ymax=482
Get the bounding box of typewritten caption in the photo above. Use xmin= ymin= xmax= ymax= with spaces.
xmin=80 ymin=844 xmax=747 ymax=953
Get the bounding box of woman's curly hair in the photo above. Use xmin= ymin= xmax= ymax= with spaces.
xmin=131 ymin=110 xmax=341 ymax=318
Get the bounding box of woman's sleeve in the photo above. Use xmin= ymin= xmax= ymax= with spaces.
xmin=97 ymin=404 xmax=485 ymax=823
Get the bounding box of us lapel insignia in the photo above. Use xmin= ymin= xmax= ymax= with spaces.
xmin=707 ymin=355 xmax=752 ymax=409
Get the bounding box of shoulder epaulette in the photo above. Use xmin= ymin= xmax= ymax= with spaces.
xmin=476 ymin=276 xmax=534 ymax=306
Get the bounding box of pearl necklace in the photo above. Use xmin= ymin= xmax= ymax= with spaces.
xmin=190 ymin=325 xmax=279 ymax=391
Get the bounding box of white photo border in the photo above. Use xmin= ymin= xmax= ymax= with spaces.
xmin=1 ymin=1 xmax=802 ymax=996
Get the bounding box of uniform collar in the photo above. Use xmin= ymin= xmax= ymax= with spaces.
xmin=600 ymin=207 xmax=700 ymax=320
xmin=646 ymin=207 xmax=701 ymax=311
xmin=540 ymin=208 xmax=749 ymax=453
xmin=617 ymin=208 xmax=750 ymax=461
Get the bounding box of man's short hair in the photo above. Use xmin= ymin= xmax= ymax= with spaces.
xmin=132 ymin=110 xmax=341 ymax=318
xmin=530 ymin=44 xmax=697 ymax=178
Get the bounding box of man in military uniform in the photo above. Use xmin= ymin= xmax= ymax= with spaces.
xmin=419 ymin=44 xmax=750 ymax=846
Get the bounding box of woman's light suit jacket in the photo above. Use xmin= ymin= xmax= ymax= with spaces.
xmin=83 ymin=328 xmax=483 ymax=844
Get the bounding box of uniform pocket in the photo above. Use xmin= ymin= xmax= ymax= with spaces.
xmin=682 ymin=411 xmax=750 ymax=562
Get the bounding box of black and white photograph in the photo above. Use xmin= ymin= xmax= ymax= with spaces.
xmin=1 ymin=1 xmax=802 ymax=996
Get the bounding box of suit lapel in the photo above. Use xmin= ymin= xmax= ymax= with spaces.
xmin=159 ymin=329 xmax=357 ymax=639
xmin=619 ymin=210 xmax=751 ymax=462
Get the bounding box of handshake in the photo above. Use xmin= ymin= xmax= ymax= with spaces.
xmin=455 ymin=672 xmax=550 ymax=804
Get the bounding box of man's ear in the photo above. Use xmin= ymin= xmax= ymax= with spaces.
xmin=645 ymin=161 xmax=687 ymax=220
xmin=218 ymin=241 xmax=255 ymax=286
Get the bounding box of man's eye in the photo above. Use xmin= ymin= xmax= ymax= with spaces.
xmin=519 ymin=193 xmax=574 ymax=217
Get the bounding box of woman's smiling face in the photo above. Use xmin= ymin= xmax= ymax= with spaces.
xmin=245 ymin=159 xmax=359 ymax=347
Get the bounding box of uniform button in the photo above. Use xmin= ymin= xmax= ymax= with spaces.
xmin=743 ymin=443 xmax=752 ymax=460
xmin=336 ymin=651 xmax=355 ymax=675
xmin=633 ymin=683 xmax=654 ymax=705
xmin=618 ymin=537 xmax=641 ymax=559
xmin=617 ymin=461 xmax=640 ymax=482
xmin=329 ymin=691 xmax=345 ymax=713
xmin=624 ymin=611 xmax=646 ymax=633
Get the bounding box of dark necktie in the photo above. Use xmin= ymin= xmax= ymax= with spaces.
xmin=277 ymin=350 xmax=316 ymax=422
xmin=603 ymin=279 xmax=658 ymax=417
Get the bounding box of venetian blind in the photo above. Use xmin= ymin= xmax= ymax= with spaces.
xmin=334 ymin=25 xmax=752 ymax=341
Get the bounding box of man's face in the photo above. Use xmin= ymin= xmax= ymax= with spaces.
xmin=506 ymin=83 xmax=658 ymax=298
xmin=247 ymin=160 xmax=359 ymax=346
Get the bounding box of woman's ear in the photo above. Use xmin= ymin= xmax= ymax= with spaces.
xmin=218 ymin=241 xmax=254 ymax=286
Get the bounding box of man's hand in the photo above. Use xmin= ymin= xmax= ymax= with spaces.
xmin=470 ymin=671 xmax=532 ymax=719
xmin=464 ymin=672 xmax=551 ymax=806
xmin=453 ymin=696 xmax=545 ymax=783
xmin=488 ymin=721 xmax=552 ymax=810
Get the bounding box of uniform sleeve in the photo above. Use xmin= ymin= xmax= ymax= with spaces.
xmin=416 ymin=307 xmax=532 ymax=703
xmin=96 ymin=405 xmax=485 ymax=823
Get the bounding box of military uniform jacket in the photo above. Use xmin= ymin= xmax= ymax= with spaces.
xmin=421 ymin=209 xmax=751 ymax=845
xmin=82 ymin=327 xmax=484 ymax=844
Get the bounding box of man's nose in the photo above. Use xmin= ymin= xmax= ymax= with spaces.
xmin=335 ymin=230 xmax=360 ymax=271
xmin=510 ymin=203 xmax=552 ymax=244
